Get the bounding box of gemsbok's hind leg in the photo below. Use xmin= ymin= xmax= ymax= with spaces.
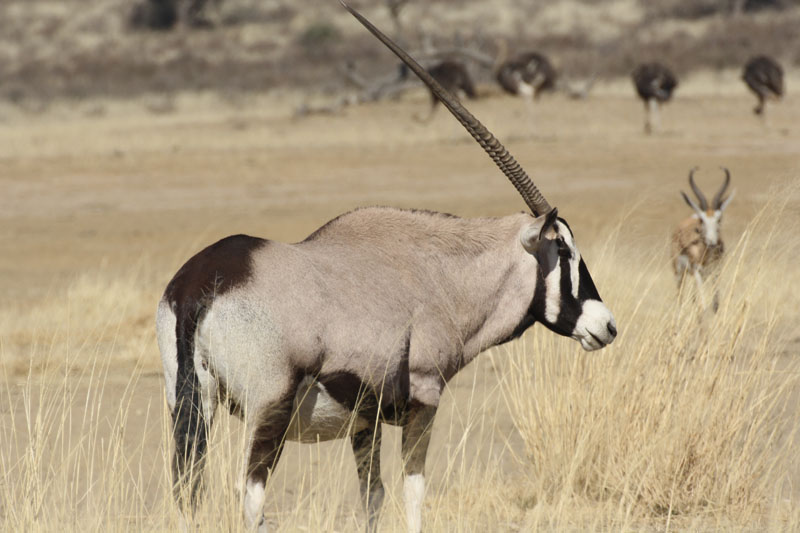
xmin=242 ymin=399 xmax=294 ymax=532
xmin=401 ymin=405 xmax=436 ymax=533
xmin=352 ymin=423 xmax=384 ymax=532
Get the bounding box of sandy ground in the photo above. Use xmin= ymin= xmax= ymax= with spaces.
xmin=1 ymin=80 xmax=799 ymax=526
xmin=2 ymin=78 xmax=798 ymax=302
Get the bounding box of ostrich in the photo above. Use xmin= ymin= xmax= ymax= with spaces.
xmin=632 ymin=62 xmax=678 ymax=134
xmin=129 ymin=0 xmax=220 ymax=30
xmin=742 ymin=55 xmax=784 ymax=117
xmin=129 ymin=0 xmax=178 ymax=30
xmin=412 ymin=60 xmax=477 ymax=122
xmin=494 ymin=40 xmax=558 ymax=99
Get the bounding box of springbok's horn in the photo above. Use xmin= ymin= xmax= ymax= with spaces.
xmin=340 ymin=1 xmax=553 ymax=216
xmin=712 ymin=167 xmax=731 ymax=210
xmin=688 ymin=167 xmax=709 ymax=211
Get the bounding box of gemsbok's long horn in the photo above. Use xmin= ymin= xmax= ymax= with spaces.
xmin=340 ymin=1 xmax=553 ymax=217
xmin=688 ymin=167 xmax=709 ymax=211
xmin=712 ymin=167 xmax=731 ymax=209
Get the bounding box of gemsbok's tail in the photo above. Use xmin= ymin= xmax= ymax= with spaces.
xmin=156 ymin=293 xmax=211 ymax=511
xmin=171 ymin=298 xmax=210 ymax=509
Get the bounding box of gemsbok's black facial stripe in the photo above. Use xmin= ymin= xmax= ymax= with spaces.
xmin=553 ymin=250 xmax=580 ymax=335
xmin=577 ymin=259 xmax=601 ymax=301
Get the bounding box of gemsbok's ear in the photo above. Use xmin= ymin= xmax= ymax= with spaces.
xmin=680 ymin=191 xmax=702 ymax=214
xmin=521 ymin=208 xmax=558 ymax=254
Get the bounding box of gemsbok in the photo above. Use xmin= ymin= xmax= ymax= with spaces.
xmin=156 ymin=3 xmax=617 ymax=532
xmin=672 ymin=167 xmax=734 ymax=312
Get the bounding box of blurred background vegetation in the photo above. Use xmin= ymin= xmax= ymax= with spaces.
xmin=0 ymin=0 xmax=798 ymax=103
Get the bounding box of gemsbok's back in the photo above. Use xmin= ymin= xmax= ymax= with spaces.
xmin=156 ymin=3 xmax=617 ymax=532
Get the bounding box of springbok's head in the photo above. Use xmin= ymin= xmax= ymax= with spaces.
xmin=342 ymin=2 xmax=617 ymax=351
xmin=681 ymin=167 xmax=735 ymax=248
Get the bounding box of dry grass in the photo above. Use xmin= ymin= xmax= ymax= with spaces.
xmin=503 ymin=191 xmax=800 ymax=530
xmin=0 ymin=261 xmax=162 ymax=377
xmin=1 ymin=188 xmax=798 ymax=531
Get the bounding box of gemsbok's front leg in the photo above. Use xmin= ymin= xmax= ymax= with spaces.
xmin=352 ymin=423 xmax=385 ymax=532
xmin=401 ymin=404 xmax=436 ymax=533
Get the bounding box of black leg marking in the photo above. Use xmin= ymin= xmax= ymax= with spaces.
xmin=352 ymin=424 xmax=385 ymax=532
xmin=247 ymin=400 xmax=294 ymax=482
xmin=242 ymin=398 xmax=294 ymax=531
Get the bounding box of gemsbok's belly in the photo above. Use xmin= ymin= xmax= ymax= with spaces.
xmin=286 ymin=376 xmax=369 ymax=443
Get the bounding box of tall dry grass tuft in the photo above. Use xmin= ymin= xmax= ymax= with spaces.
xmin=0 ymin=260 xmax=162 ymax=377
xmin=503 ymin=189 xmax=800 ymax=530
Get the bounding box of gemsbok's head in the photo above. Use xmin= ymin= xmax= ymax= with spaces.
xmin=515 ymin=207 xmax=616 ymax=350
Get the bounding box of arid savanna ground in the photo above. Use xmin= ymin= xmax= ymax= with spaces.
xmin=2 ymin=1 xmax=800 ymax=531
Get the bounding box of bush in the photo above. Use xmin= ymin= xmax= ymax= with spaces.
xmin=298 ymin=21 xmax=341 ymax=50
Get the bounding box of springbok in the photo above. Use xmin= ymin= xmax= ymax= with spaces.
xmin=632 ymin=62 xmax=678 ymax=134
xmin=672 ymin=167 xmax=734 ymax=312
xmin=742 ymin=55 xmax=784 ymax=118
xmin=156 ymin=3 xmax=617 ymax=532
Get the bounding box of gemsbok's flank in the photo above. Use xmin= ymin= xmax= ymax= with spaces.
xmin=156 ymin=3 xmax=617 ymax=532
xmin=672 ymin=167 xmax=734 ymax=312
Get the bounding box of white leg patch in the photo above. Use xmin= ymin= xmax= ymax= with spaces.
xmin=404 ymin=473 xmax=425 ymax=533
xmin=244 ymin=478 xmax=266 ymax=531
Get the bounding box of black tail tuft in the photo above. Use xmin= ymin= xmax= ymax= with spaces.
xmin=171 ymin=306 xmax=209 ymax=510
